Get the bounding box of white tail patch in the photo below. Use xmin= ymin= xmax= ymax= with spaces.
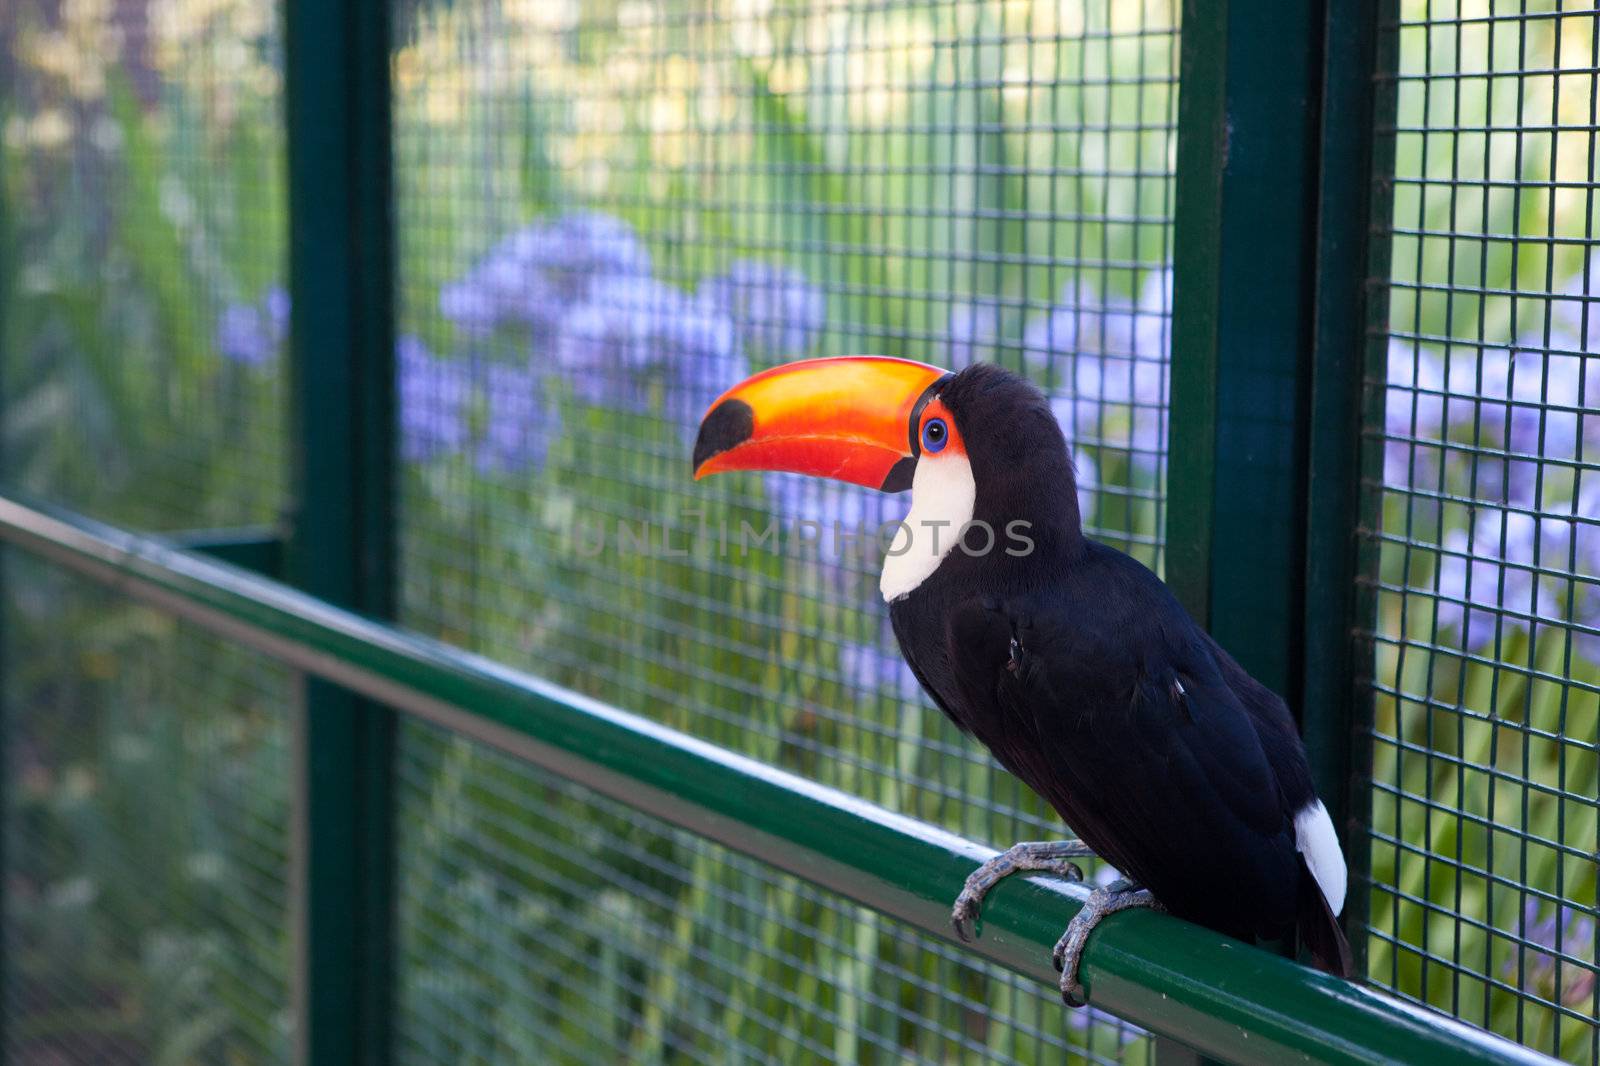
xmin=1294 ymin=799 xmax=1347 ymax=916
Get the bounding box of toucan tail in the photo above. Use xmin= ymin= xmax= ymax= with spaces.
xmin=1297 ymin=857 xmax=1353 ymax=978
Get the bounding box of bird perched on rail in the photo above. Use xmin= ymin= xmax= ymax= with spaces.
xmin=692 ymin=356 xmax=1351 ymax=1004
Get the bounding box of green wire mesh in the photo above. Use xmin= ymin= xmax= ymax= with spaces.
xmin=0 ymin=5 xmax=294 ymax=1061
xmin=0 ymin=0 xmax=288 ymax=531
xmin=394 ymin=717 xmax=1150 ymax=1065
xmin=1362 ymin=0 xmax=1600 ymax=1060
xmin=392 ymin=0 xmax=1175 ymax=858
xmin=1 ymin=553 xmax=293 ymax=1064
xmin=392 ymin=0 xmax=1175 ymax=1050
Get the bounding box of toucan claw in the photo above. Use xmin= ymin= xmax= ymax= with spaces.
xmin=949 ymin=840 xmax=1095 ymax=944
xmin=1052 ymin=880 xmax=1164 ymax=1007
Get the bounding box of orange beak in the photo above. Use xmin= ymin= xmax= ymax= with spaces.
xmin=691 ymin=356 xmax=951 ymax=492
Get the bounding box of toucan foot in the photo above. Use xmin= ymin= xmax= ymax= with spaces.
xmin=1052 ymin=879 xmax=1164 ymax=1007
xmin=950 ymin=840 xmax=1094 ymax=943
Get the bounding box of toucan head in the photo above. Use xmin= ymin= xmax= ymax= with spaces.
xmin=691 ymin=357 xmax=1082 ymax=597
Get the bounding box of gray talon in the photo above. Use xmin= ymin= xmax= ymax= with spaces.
xmin=1052 ymin=881 xmax=1163 ymax=1007
xmin=949 ymin=840 xmax=1095 ymax=945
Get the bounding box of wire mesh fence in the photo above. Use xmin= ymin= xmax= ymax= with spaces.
xmin=1362 ymin=0 xmax=1600 ymax=1060
xmin=1 ymin=4 xmax=295 ymax=1061
xmin=394 ymin=716 xmax=1150 ymax=1065
xmin=388 ymin=2 xmax=1173 ymax=1051
xmin=0 ymin=553 xmax=293 ymax=1064
xmin=392 ymin=0 xmax=1177 ymax=853
xmin=0 ymin=0 xmax=289 ymax=531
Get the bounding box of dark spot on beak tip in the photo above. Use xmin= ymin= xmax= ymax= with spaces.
xmin=691 ymin=398 xmax=755 ymax=476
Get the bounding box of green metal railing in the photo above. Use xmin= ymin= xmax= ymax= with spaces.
xmin=0 ymin=490 xmax=1551 ymax=1066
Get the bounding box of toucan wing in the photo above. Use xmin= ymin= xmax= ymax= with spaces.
xmin=944 ymin=562 xmax=1300 ymax=939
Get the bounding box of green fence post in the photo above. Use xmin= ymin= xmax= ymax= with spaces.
xmin=1169 ymin=0 xmax=1324 ymax=696
xmin=1300 ymin=0 xmax=1396 ymax=978
xmin=283 ymin=0 xmax=396 ymax=1063
xmin=1170 ymin=0 xmax=1395 ymax=995
xmin=0 ymin=88 xmax=11 ymax=1066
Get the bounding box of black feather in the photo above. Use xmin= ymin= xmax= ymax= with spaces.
xmin=1297 ymin=857 xmax=1354 ymax=978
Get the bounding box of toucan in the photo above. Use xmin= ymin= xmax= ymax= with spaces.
xmin=692 ymin=356 xmax=1352 ymax=1004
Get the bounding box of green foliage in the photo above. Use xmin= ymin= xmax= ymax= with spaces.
xmin=2 ymin=558 xmax=291 ymax=1064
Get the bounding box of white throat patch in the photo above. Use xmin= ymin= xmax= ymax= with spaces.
xmin=879 ymin=452 xmax=977 ymax=601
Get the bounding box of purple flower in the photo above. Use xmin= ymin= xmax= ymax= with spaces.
xmin=476 ymin=361 xmax=557 ymax=474
xmin=1506 ymin=898 xmax=1597 ymax=1006
xmin=1385 ymin=338 xmax=1600 ymax=473
xmin=1500 ymin=342 xmax=1600 ymax=464
xmin=1436 ymin=502 xmax=1600 ymax=658
xmin=1435 ymin=508 xmax=1558 ymax=648
xmin=1022 ymin=292 xmax=1079 ymax=367
xmin=216 ymin=286 xmax=291 ymax=368
xmin=1072 ymin=349 xmax=1167 ymax=409
xmin=541 ymin=211 xmax=654 ymax=279
xmin=440 ymin=252 xmax=558 ymax=337
xmin=1023 ymin=268 xmax=1171 ymax=368
xmin=1387 ymin=341 xmax=1521 ymax=435
xmin=760 ymin=473 xmax=904 ymax=567
xmin=946 ymin=299 xmax=1003 ymax=370
xmin=398 ymin=335 xmax=471 ymax=462
xmin=1384 ymin=338 xmax=1445 ymax=427
xmin=763 ymin=474 xmax=891 ymax=533
xmin=1383 ymin=340 xmax=1446 ymax=486
xmin=1377 ymin=341 xmax=1580 ymax=494
xmin=698 ymin=260 xmax=826 ymax=355
xmin=1045 ymin=394 xmax=1102 ymax=519
xmin=1049 ymin=393 xmax=1100 ymax=451
xmin=555 ymin=274 xmax=739 ymax=414
xmin=265 ymin=286 xmax=290 ymax=343
xmin=665 ymin=345 xmax=748 ymax=435
xmin=1544 ymin=480 xmax=1600 ymax=660
xmin=1025 ymin=268 xmax=1171 ymax=467
xmin=440 ymin=212 xmax=652 ymax=338
xmin=216 ymin=302 xmax=276 ymax=367
xmin=1551 ymin=249 xmax=1600 ymax=355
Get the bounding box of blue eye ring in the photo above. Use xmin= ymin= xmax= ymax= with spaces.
xmin=921 ymin=418 xmax=949 ymax=454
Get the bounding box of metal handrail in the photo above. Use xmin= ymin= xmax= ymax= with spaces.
xmin=0 ymin=491 xmax=1552 ymax=1066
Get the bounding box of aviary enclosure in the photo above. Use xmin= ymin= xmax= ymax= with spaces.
xmin=0 ymin=0 xmax=1597 ymax=1063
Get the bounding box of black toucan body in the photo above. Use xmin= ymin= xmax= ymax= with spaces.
xmin=692 ymin=357 xmax=1352 ymax=998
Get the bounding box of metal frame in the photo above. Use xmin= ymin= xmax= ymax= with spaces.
xmin=1169 ymin=0 xmax=1324 ymax=705
xmin=284 ymin=0 xmax=396 ymax=1062
xmin=171 ymin=527 xmax=286 ymax=577
xmin=1169 ymin=0 xmax=1394 ymax=974
xmin=1300 ymin=0 xmax=1397 ymax=973
xmin=0 ymin=491 xmax=1556 ymax=1066
xmin=0 ymin=125 xmax=11 ymax=1065
xmin=1347 ymin=0 xmax=1400 ymax=1017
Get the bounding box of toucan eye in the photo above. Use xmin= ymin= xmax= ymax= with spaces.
xmin=921 ymin=418 xmax=948 ymax=454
